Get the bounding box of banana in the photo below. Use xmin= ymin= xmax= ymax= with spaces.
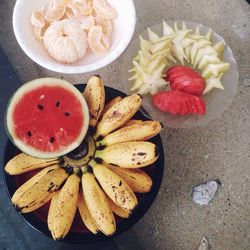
xmin=106 ymin=195 xmax=130 ymax=218
xmin=78 ymin=191 xmax=99 ymax=234
xmin=91 ymin=162 xmax=138 ymax=213
xmin=12 ymin=164 xmax=59 ymax=204
xmin=81 ymin=171 xmax=116 ymax=236
xmin=50 ymin=174 xmax=80 ymax=240
xmin=108 ymin=166 xmax=153 ymax=193
xmin=83 ymin=75 xmax=105 ymax=132
xmin=5 ymin=153 xmax=59 ymax=175
xmin=95 ymin=94 xmax=142 ymax=138
xmin=12 ymin=166 xmax=68 ymax=213
xmin=48 ymin=191 xmax=60 ymax=231
xmin=122 ymin=119 xmax=143 ymax=127
xmin=95 ymin=141 xmax=159 ymax=168
xmin=102 ymin=96 xmax=122 ymax=114
xmin=97 ymin=121 xmax=162 ymax=146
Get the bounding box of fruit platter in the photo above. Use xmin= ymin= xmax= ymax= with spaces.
xmin=3 ymin=76 xmax=164 ymax=243
xmin=121 ymin=21 xmax=239 ymax=128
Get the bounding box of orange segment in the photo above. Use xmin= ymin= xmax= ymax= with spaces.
xmin=95 ymin=16 xmax=112 ymax=37
xmin=31 ymin=10 xmax=46 ymax=28
xmin=73 ymin=0 xmax=94 ymax=16
xmin=93 ymin=0 xmax=117 ymax=19
xmin=88 ymin=25 xmax=109 ymax=55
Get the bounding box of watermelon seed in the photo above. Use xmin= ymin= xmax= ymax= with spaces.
xmin=64 ymin=112 xmax=70 ymax=117
xmin=27 ymin=131 xmax=32 ymax=137
xmin=37 ymin=104 xmax=44 ymax=110
xmin=56 ymin=101 xmax=60 ymax=107
xmin=50 ymin=137 xmax=55 ymax=143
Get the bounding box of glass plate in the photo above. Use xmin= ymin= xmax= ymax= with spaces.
xmin=121 ymin=21 xmax=239 ymax=128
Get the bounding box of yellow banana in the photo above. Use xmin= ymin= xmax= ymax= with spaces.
xmin=12 ymin=165 xmax=59 ymax=204
xmin=81 ymin=171 xmax=116 ymax=236
xmin=95 ymin=94 xmax=142 ymax=138
xmin=83 ymin=75 xmax=105 ymax=132
xmin=108 ymin=166 xmax=153 ymax=193
xmin=12 ymin=166 xmax=68 ymax=213
xmin=122 ymin=119 xmax=143 ymax=127
xmin=95 ymin=141 xmax=159 ymax=168
xmin=78 ymin=191 xmax=99 ymax=234
xmin=5 ymin=153 xmax=59 ymax=175
xmin=102 ymin=96 xmax=122 ymax=114
xmin=48 ymin=191 xmax=60 ymax=231
xmin=106 ymin=195 xmax=130 ymax=219
xmin=91 ymin=162 xmax=138 ymax=213
xmin=50 ymin=174 xmax=80 ymax=240
xmin=97 ymin=121 xmax=162 ymax=146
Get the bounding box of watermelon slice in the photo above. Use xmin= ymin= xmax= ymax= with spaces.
xmin=6 ymin=78 xmax=89 ymax=159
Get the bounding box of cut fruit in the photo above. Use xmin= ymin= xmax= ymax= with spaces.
xmin=88 ymin=25 xmax=109 ymax=55
xmin=6 ymin=78 xmax=89 ymax=159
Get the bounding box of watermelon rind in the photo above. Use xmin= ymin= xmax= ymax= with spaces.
xmin=5 ymin=78 xmax=89 ymax=159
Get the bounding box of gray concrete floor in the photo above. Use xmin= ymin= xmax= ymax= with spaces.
xmin=0 ymin=0 xmax=250 ymax=249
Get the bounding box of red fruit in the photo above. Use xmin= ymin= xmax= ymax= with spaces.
xmin=164 ymin=65 xmax=205 ymax=96
xmin=167 ymin=71 xmax=200 ymax=82
xmin=152 ymin=90 xmax=206 ymax=116
xmin=166 ymin=66 xmax=194 ymax=75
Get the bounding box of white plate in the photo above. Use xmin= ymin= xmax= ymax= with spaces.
xmin=121 ymin=21 xmax=239 ymax=128
xmin=13 ymin=0 xmax=136 ymax=74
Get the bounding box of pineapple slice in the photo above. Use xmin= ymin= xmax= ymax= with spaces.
xmin=202 ymin=62 xmax=230 ymax=78
xmin=213 ymin=41 xmax=225 ymax=60
xmin=163 ymin=21 xmax=174 ymax=35
xmin=198 ymin=54 xmax=220 ymax=70
xmin=203 ymin=74 xmax=224 ymax=94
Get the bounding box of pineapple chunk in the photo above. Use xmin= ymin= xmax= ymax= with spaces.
xmin=203 ymin=74 xmax=224 ymax=94
xmin=195 ymin=25 xmax=201 ymax=35
xmin=172 ymin=41 xmax=186 ymax=65
xmin=181 ymin=21 xmax=188 ymax=30
xmin=163 ymin=21 xmax=174 ymax=35
xmin=213 ymin=41 xmax=225 ymax=60
xmin=202 ymin=63 xmax=230 ymax=79
xmin=181 ymin=38 xmax=196 ymax=48
xmin=188 ymin=33 xmax=205 ymax=40
xmin=173 ymin=22 xmax=179 ymax=31
xmin=198 ymin=54 xmax=220 ymax=70
xmin=139 ymin=36 xmax=151 ymax=52
xmin=148 ymin=28 xmax=160 ymax=43
xmin=130 ymin=77 xmax=144 ymax=91
xmin=184 ymin=45 xmax=192 ymax=63
xmin=151 ymin=40 xmax=170 ymax=53
xmin=190 ymin=39 xmax=212 ymax=64
xmin=205 ymin=29 xmax=212 ymax=41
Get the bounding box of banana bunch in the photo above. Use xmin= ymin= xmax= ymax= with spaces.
xmin=129 ymin=21 xmax=230 ymax=95
xmin=5 ymin=75 xmax=162 ymax=240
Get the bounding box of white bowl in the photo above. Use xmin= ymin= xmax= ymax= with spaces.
xmin=13 ymin=0 xmax=136 ymax=74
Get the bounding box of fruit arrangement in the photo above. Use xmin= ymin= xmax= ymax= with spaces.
xmin=5 ymin=76 xmax=162 ymax=240
xmin=31 ymin=0 xmax=117 ymax=63
xmin=128 ymin=21 xmax=230 ymax=116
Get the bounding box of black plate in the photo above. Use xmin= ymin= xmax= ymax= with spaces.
xmin=3 ymin=84 xmax=165 ymax=244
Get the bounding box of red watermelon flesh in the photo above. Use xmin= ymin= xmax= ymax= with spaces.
xmin=13 ymin=86 xmax=84 ymax=152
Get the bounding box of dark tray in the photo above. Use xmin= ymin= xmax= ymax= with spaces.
xmin=3 ymin=84 xmax=165 ymax=244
